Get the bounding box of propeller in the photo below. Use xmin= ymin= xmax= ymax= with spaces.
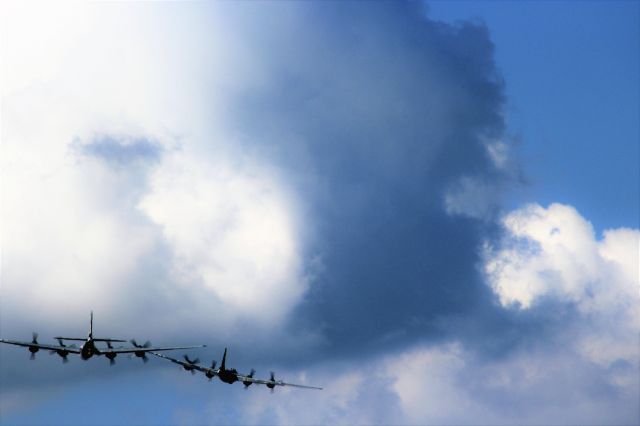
xmin=268 ymin=372 xmax=276 ymax=393
xmin=206 ymin=360 xmax=217 ymax=381
xmin=181 ymin=355 xmax=199 ymax=374
xmin=130 ymin=339 xmax=151 ymax=363
xmin=105 ymin=342 xmax=117 ymax=366
xmin=29 ymin=332 xmax=39 ymax=360
xmin=48 ymin=338 xmax=69 ymax=363
xmin=183 ymin=355 xmax=200 ymax=365
xmin=243 ymin=368 xmax=256 ymax=388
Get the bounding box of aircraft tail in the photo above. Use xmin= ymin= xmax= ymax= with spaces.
xmin=220 ymin=348 xmax=227 ymax=371
xmin=89 ymin=311 xmax=93 ymax=339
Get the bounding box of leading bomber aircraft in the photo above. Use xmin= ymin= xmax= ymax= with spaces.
xmin=151 ymin=348 xmax=322 ymax=391
xmin=0 ymin=312 xmax=205 ymax=365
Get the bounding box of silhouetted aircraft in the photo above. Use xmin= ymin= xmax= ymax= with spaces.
xmin=0 ymin=312 xmax=205 ymax=365
xmin=151 ymin=348 xmax=322 ymax=391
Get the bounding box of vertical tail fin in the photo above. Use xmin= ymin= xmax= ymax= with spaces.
xmin=89 ymin=311 xmax=94 ymax=339
xmin=220 ymin=348 xmax=227 ymax=371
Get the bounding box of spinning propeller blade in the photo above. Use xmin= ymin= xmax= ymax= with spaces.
xmin=183 ymin=355 xmax=200 ymax=365
xmin=244 ymin=368 xmax=256 ymax=388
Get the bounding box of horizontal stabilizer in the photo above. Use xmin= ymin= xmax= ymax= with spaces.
xmin=53 ymin=337 xmax=127 ymax=342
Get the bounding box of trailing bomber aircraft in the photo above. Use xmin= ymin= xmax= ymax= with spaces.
xmin=152 ymin=348 xmax=322 ymax=391
xmin=0 ymin=312 xmax=205 ymax=365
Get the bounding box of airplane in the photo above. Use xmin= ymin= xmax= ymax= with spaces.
xmin=0 ymin=312 xmax=206 ymax=365
xmin=151 ymin=348 xmax=322 ymax=391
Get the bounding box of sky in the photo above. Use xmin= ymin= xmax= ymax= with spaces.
xmin=0 ymin=1 xmax=638 ymax=425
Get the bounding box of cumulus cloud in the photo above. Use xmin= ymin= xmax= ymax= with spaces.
xmin=188 ymin=333 xmax=637 ymax=425
xmin=1 ymin=0 xmax=513 ymax=352
xmin=2 ymin=1 xmax=637 ymax=424
xmin=139 ymin=150 xmax=307 ymax=327
xmin=220 ymin=1 xmax=514 ymax=355
xmin=484 ymin=203 xmax=639 ymax=365
xmin=0 ymin=2 xmax=309 ymax=333
xmin=211 ymin=203 xmax=638 ymax=425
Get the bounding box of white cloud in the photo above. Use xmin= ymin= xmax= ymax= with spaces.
xmin=216 ymin=334 xmax=637 ymax=425
xmin=139 ymin=150 xmax=307 ymax=327
xmin=484 ymin=203 xmax=639 ymax=368
xmin=0 ymin=2 xmax=308 ymax=334
xmin=388 ymin=343 xmax=494 ymax=424
xmin=1 ymin=151 xmax=158 ymax=318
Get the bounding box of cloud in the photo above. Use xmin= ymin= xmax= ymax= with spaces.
xmin=186 ymin=332 xmax=637 ymax=425
xmin=2 ymin=1 xmax=637 ymax=424
xmin=386 ymin=340 xmax=638 ymax=425
xmin=1 ymin=0 xmax=514 ymax=352
xmin=220 ymin=202 xmax=638 ymax=425
xmin=484 ymin=203 xmax=639 ymax=366
xmin=72 ymin=135 xmax=163 ymax=167
xmin=217 ymin=1 xmax=515 ymax=355
xmin=138 ymin=150 xmax=307 ymax=328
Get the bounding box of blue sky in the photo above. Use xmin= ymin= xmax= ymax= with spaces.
xmin=430 ymin=0 xmax=640 ymax=232
xmin=1 ymin=2 xmax=638 ymax=425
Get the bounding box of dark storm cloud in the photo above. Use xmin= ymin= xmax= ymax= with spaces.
xmin=214 ymin=1 xmax=516 ymax=357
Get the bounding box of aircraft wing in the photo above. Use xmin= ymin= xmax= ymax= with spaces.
xmin=149 ymin=352 xmax=217 ymax=375
xmin=236 ymin=374 xmax=323 ymax=390
xmin=0 ymin=339 xmax=82 ymax=354
xmin=107 ymin=345 xmax=206 ymax=355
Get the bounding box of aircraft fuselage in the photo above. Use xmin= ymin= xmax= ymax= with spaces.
xmin=217 ymin=369 xmax=239 ymax=384
xmin=80 ymin=339 xmax=99 ymax=360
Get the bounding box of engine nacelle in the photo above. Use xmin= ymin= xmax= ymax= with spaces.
xmin=267 ymin=372 xmax=276 ymax=390
xmin=243 ymin=368 xmax=256 ymax=387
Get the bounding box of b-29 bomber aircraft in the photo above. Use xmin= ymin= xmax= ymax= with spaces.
xmin=0 ymin=312 xmax=205 ymax=364
xmin=152 ymin=348 xmax=322 ymax=391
